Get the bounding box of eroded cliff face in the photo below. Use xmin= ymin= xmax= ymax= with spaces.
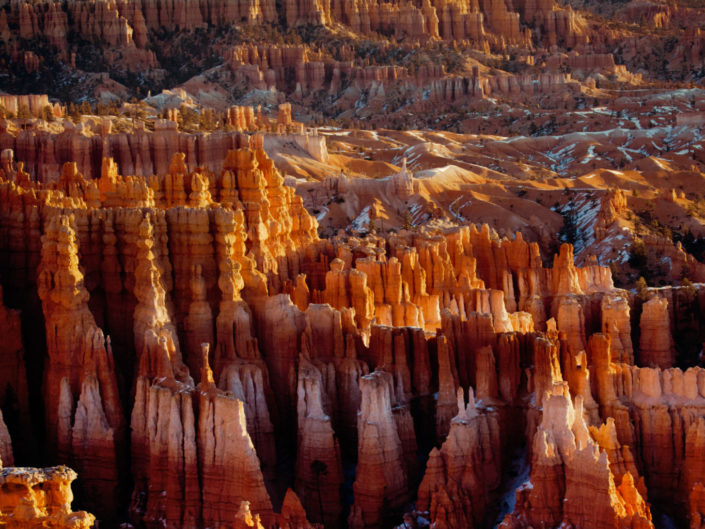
xmin=1 ymin=139 xmax=705 ymax=529
xmin=0 ymin=0 xmax=616 ymax=125
xmin=0 ymin=0 xmax=585 ymax=58
xmin=501 ymin=383 xmax=652 ymax=529
xmin=417 ymin=387 xmax=502 ymax=529
xmin=0 ymin=141 xmax=320 ymax=526
xmin=0 ymin=119 xmax=325 ymax=183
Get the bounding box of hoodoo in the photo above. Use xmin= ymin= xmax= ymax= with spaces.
xmin=2 ymin=0 xmax=705 ymax=527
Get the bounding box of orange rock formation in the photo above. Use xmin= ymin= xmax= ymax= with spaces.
xmin=1 ymin=131 xmax=705 ymax=529
xmin=0 ymin=466 xmax=95 ymax=529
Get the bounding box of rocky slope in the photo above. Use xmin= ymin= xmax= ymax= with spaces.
xmin=1 ymin=0 xmax=702 ymax=127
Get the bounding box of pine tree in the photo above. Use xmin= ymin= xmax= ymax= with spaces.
xmin=41 ymin=105 xmax=55 ymax=122
xmin=402 ymin=209 xmax=413 ymax=231
xmin=635 ymin=276 xmax=649 ymax=301
xmin=681 ymin=277 xmax=697 ymax=302
xmin=69 ymin=103 xmax=81 ymax=124
xmin=79 ymin=101 xmax=92 ymax=115
xmin=107 ymin=100 xmax=120 ymax=116
xmin=17 ymin=104 xmax=31 ymax=120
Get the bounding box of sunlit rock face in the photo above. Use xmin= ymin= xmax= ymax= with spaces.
xmin=0 ymin=465 xmax=95 ymax=529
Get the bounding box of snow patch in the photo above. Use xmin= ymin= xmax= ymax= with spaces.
xmin=350 ymin=205 xmax=371 ymax=231
xmin=581 ymin=145 xmax=597 ymax=165
xmin=494 ymin=447 xmax=531 ymax=525
xmin=316 ymin=205 xmax=329 ymax=222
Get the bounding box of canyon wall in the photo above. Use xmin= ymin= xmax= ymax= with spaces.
xmin=0 ymin=135 xmax=704 ymax=528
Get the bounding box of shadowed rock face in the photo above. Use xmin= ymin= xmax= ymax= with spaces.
xmin=2 ymin=119 xmax=705 ymax=529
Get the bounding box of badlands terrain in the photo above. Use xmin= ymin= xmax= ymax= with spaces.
xmin=2 ymin=0 xmax=705 ymax=528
